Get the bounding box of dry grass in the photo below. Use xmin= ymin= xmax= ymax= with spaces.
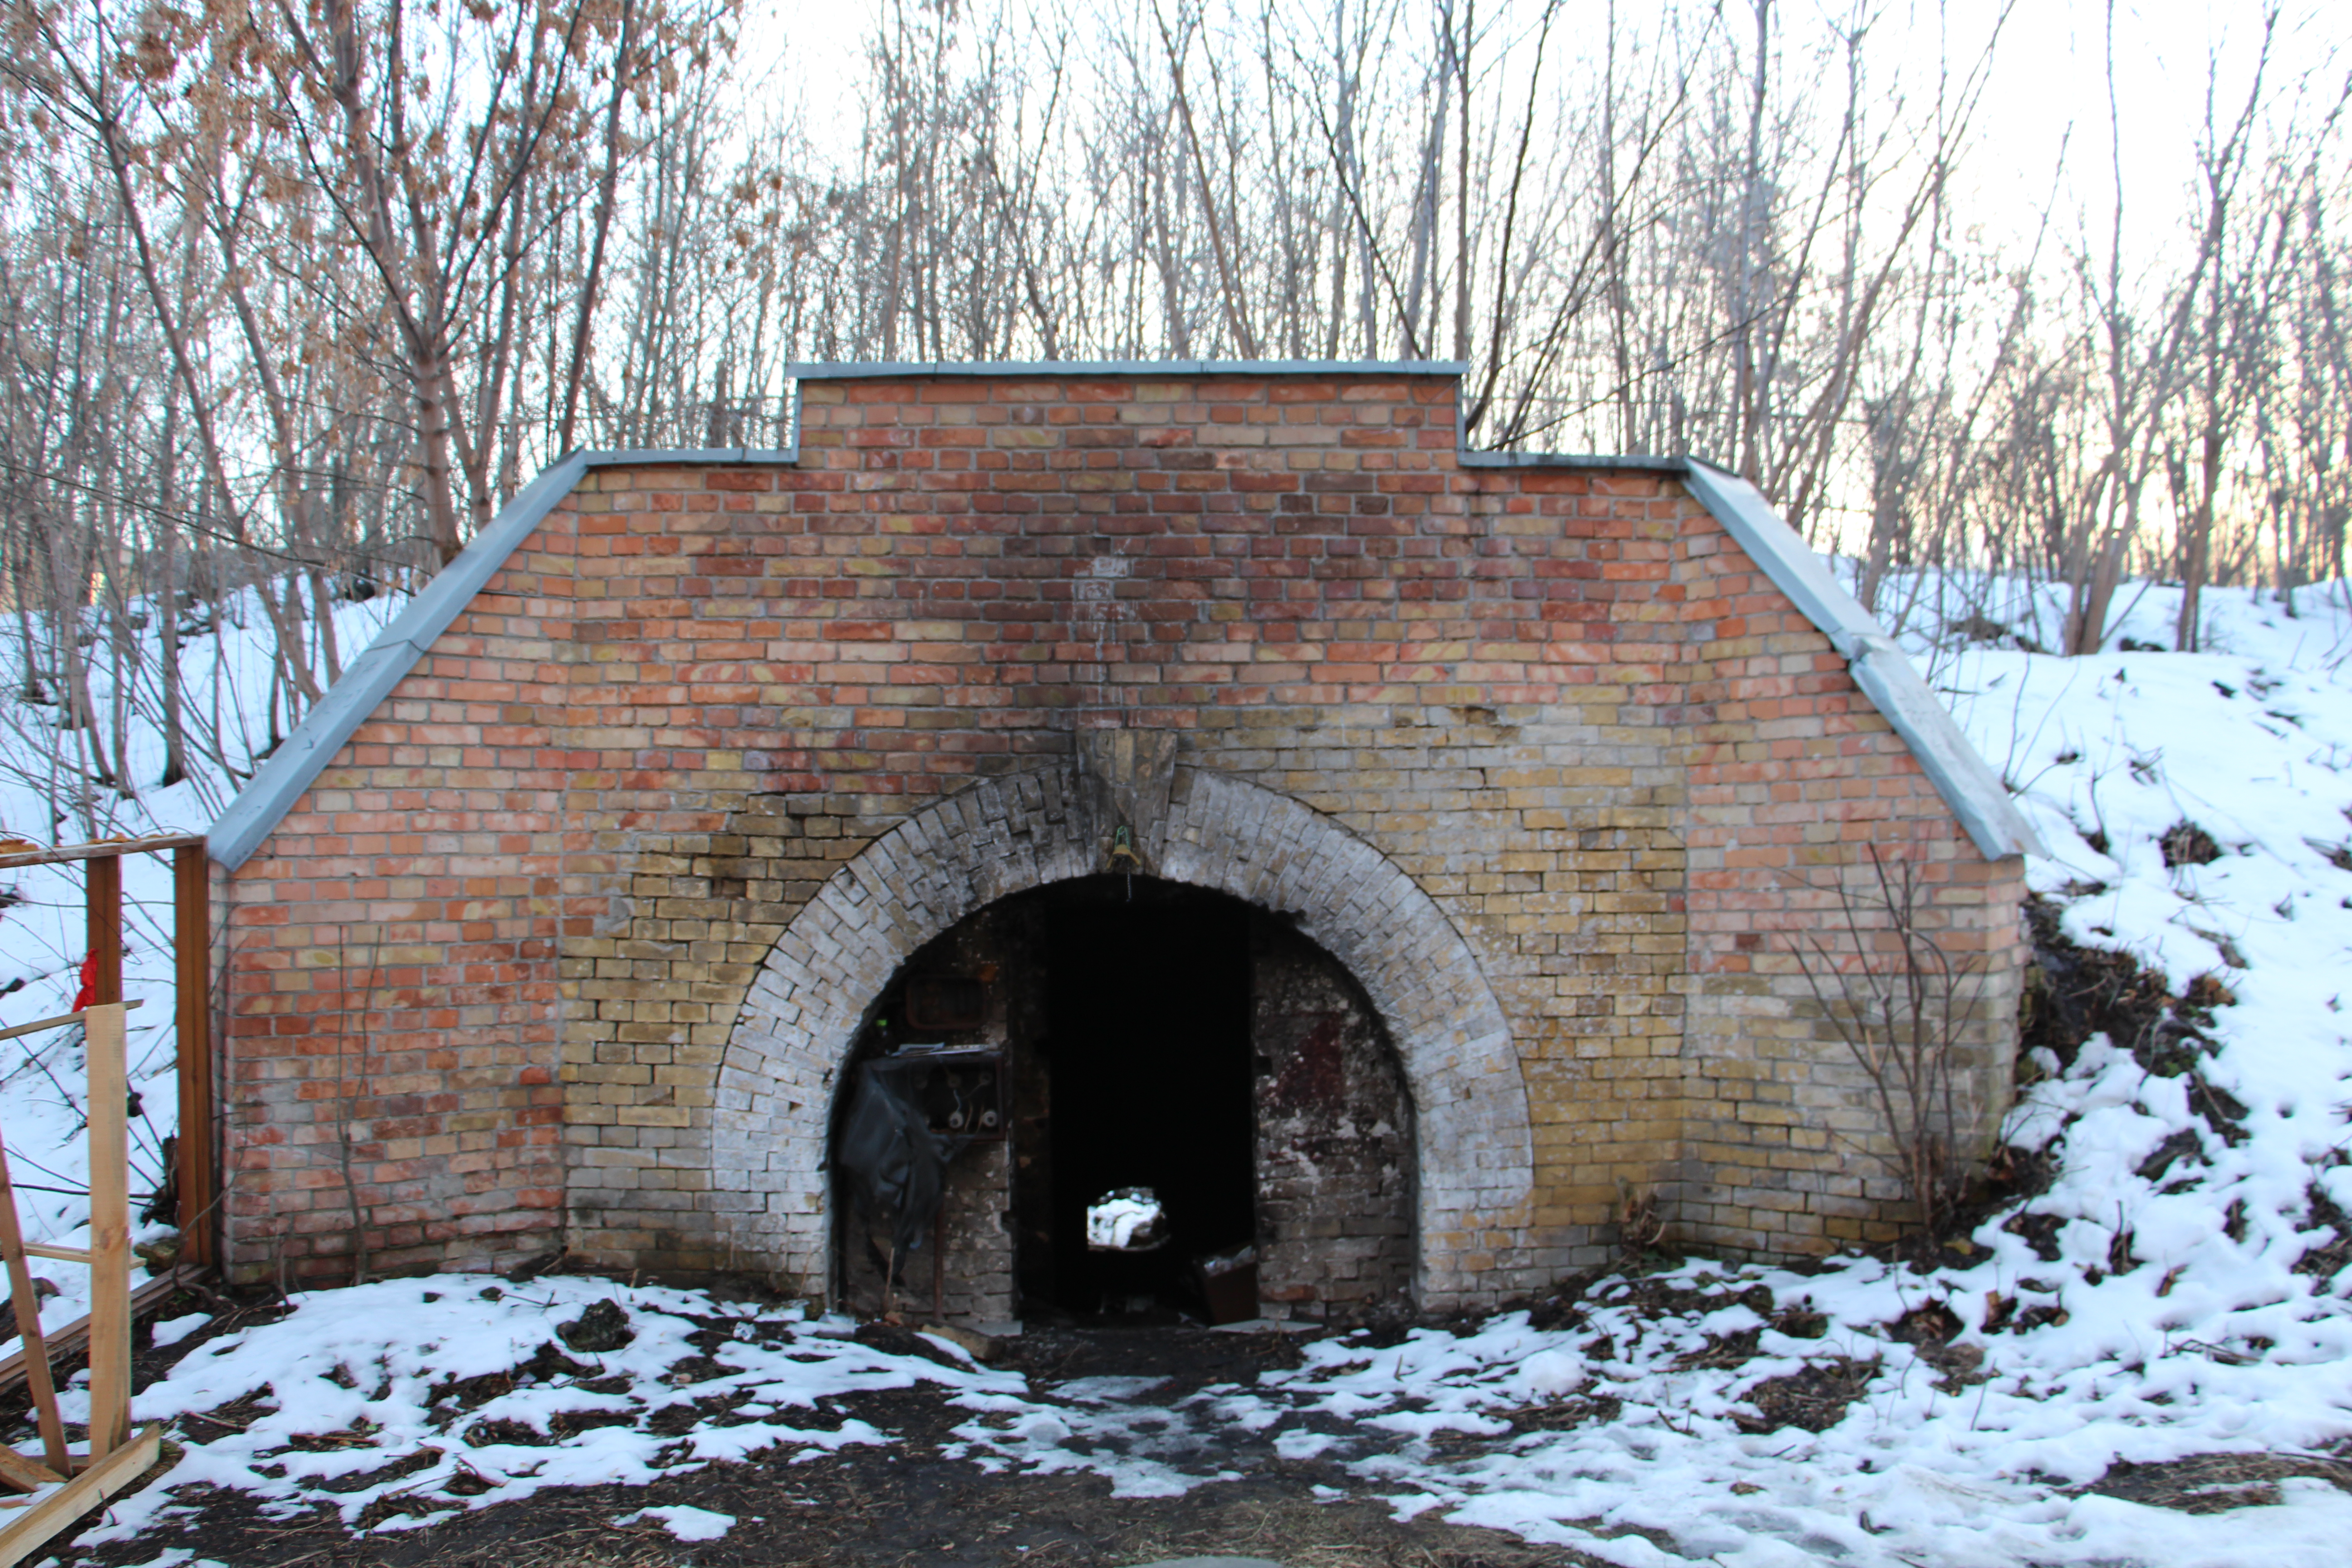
xmin=2082 ymin=1451 xmax=2352 ymax=1515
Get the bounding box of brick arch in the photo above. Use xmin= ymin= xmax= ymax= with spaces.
xmin=711 ymin=762 xmax=1532 ymax=1309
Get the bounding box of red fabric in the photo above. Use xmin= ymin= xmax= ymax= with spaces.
xmin=71 ymin=952 xmax=95 ymax=1011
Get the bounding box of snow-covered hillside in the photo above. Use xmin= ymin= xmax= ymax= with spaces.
xmin=1194 ymin=573 xmax=2352 ymax=1565
xmin=0 ymin=590 xmax=401 ymax=1335
xmin=5 ymin=571 xmax=2352 ymax=1567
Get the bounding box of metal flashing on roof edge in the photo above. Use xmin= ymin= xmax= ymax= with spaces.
xmin=208 ymin=369 xmax=2040 ymax=870
xmin=783 ymin=358 xmax=1470 ymax=380
xmin=1457 ymin=450 xmax=1687 ymax=472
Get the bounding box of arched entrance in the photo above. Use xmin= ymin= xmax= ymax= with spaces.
xmin=828 ymin=875 xmax=1417 ymax=1325
xmin=712 ymin=760 xmax=1532 ymax=1313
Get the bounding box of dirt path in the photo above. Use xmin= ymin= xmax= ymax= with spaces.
xmin=55 ymin=1318 xmax=1612 ymax=1568
xmin=94 ymin=1451 xmax=1600 ymax=1568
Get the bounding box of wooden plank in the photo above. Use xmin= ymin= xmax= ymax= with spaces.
xmin=0 ymin=1000 xmax=144 ymax=1046
xmin=16 ymin=1246 xmax=88 ymax=1266
xmin=83 ymin=1004 xmax=128 ymax=1458
xmin=0 ymin=1271 xmax=188 ymax=1397
xmin=0 ymin=837 xmax=202 ymax=872
xmin=173 ymin=845 xmax=214 ymax=1269
xmin=0 ymin=1014 xmax=83 ymax=1046
xmin=0 ymin=1133 xmax=68 ymax=1475
xmin=0 ymin=1448 xmax=59 ymax=1494
xmin=0 ymin=1424 xmax=161 ymax=1568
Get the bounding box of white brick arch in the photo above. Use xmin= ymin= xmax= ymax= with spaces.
xmin=713 ymin=762 xmax=1533 ymax=1309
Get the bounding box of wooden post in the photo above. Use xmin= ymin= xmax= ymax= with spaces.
xmin=83 ymin=1003 xmax=129 ymax=1459
xmin=933 ymin=1206 xmax=946 ymax=1321
xmin=0 ymin=1131 xmax=69 ymax=1476
xmin=0 ymin=1424 xmax=160 ymax=1565
xmin=83 ymin=856 xmax=120 ymax=1006
xmin=172 ymin=845 xmax=213 ymax=1267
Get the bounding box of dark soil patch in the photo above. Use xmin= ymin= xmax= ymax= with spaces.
xmin=1506 ymin=1394 xmax=1622 ymax=1433
xmin=76 ymin=1419 xmax=1612 ymax=1568
xmin=1980 ymin=1143 xmax=2057 ymax=1210
xmin=430 ymin=1342 xmax=600 ymax=1416
xmin=2083 ymin=1452 xmax=2352 ymax=1514
xmin=660 ymin=1355 xmax=746 ymax=1387
xmin=1889 ymin=1301 xmax=1961 ymax=1346
xmin=2136 ymin=1127 xmax=2209 ymax=1183
xmin=1882 ymin=1301 xmax=1989 ymax=1390
xmin=2183 ymin=972 xmax=2238 ymax=1010
xmin=2161 ymin=820 xmax=2224 ymax=869
xmin=1525 ymin=1267 xmax=1606 ymax=1333
xmin=559 ymin=1299 xmax=635 ymax=1353
xmin=1770 ymin=1307 xmax=1826 ymax=1339
xmin=2019 ymin=897 xmax=2201 ymax=1077
xmin=852 ymin=1321 xmax=983 ymax=1371
xmin=1592 ymin=1276 xmax=1773 ymax=1322
xmin=2002 ymin=1210 xmax=2064 ymax=1262
xmin=1670 ymin=1328 xmax=1760 ymax=1372
xmin=320 ymin=1445 xmax=446 ymax=1494
xmin=1920 ymin=1342 xmax=1987 ymax=1391
xmin=989 ymin=1322 xmax=1312 ymax=1392
xmin=2294 ymin=1187 xmax=2352 ymax=1280
xmin=1737 ymin=1357 xmax=1878 ymax=1434
xmin=2190 ymin=1075 xmax=2251 ymax=1145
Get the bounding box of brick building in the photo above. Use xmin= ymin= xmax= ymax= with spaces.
xmin=208 ymin=362 xmax=2039 ymax=1325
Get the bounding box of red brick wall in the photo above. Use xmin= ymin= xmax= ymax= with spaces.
xmin=220 ymin=369 xmax=2024 ymax=1288
xmin=1671 ymin=513 xmax=2027 ymax=1250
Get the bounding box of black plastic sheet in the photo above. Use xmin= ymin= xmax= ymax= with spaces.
xmin=836 ymin=1058 xmax=966 ymax=1269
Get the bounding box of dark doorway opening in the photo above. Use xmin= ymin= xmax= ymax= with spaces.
xmin=833 ymin=872 xmax=1406 ymax=1328
xmin=1035 ymin=878 xmax=1255 ymax=1315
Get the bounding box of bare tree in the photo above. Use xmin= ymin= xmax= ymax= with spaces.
xmin=1789 ymin=848 xmax=1989 ymax=1246
xmin=0 ymin=0 xmax=2346 ymax=844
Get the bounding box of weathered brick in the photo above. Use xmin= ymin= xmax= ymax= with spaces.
xmin=220 ymin=368 xmax=2026 ymax=1307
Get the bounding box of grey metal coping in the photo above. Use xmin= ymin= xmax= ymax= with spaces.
xmin=1458 ymin=450 xmax=1687 ymax=471
xmin=783 ymin=358 xmax=1469 ymax=379
xmin=208 ymin=368 xmax=2039 ymax=869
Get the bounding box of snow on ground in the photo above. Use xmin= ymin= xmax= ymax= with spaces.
xmin=64 ymin=1272 xmax=1237 ymax=1552
xmin=9 ymin=569 xmax=2352 ymax=1566
xmin=1219 ymin=571 xmax=2352 ymax=1566
xmin=612 ymin=1503 xmax=737 ymax=1541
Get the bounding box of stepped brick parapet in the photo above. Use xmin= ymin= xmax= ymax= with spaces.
xmin=212 ymin=364 xmax=2032 ymax=1310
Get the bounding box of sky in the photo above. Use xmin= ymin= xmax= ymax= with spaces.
xmin=1968 ymin=0 xmax=2329 ymax=257
xmin=732 ymin=0 xmax=2337 ymax=287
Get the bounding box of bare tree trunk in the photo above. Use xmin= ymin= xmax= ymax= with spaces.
xmin=559 ymin=0 xmax=637 ymax=453
xmin=1154 ymin=0 xmax=1259 ymax=358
